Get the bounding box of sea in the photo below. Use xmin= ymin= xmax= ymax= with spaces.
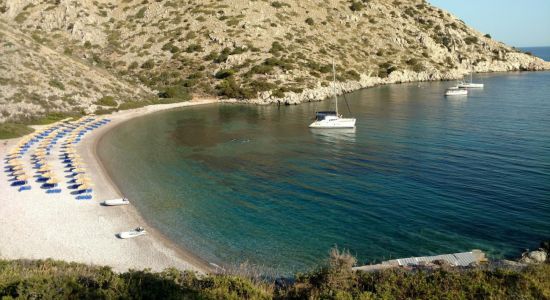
xmin=521 ymin=46 xmax=550 ymax=61
xmin=98 ymin=71 xmax=550 ymax=275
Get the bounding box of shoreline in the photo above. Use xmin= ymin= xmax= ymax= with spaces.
xmin=2 ymin=70 xmax=548 ymax=274
xmin=0 ymin=99 xmax=217 ymax=273
xmin=90 ymin=100 xmax=218 ymax=273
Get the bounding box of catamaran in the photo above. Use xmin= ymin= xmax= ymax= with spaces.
xmin=309 ymin=61 xmax=356 ymax=129
xmin=458 ymin=71 xmax=484 ymax=88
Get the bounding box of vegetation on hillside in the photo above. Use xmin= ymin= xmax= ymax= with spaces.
xmin=0 ymin=248 xmax=548 ymax=299
xmin=1 ymin=0 xmax=547 ymax=125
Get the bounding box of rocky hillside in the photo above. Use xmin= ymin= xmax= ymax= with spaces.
xmin=0 ymin=0 xmax=548 ymax=122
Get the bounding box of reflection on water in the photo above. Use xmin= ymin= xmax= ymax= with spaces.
xmin=310 ymin=128 xmax=357 ymax=144
xmin=99 ymin=71 xmax=550 ymax=275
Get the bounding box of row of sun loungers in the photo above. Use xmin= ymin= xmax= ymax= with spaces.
xmin=3 ymin=117 xmax=111 ymax=200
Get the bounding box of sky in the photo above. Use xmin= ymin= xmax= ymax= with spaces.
xmin=428 ymin=0 xmax=550 ymax=47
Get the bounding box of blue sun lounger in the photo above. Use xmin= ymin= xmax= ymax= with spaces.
xmin=18 ymin=185 xmax=31 ymax=192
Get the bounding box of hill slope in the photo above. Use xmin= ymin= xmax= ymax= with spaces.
xmin=0 ymin=0 xmax=548 ymax=122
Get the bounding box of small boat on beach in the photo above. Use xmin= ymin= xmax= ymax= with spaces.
xmin=102 ymin=198 xmax=130 ymax=206
xmin=117 ymin=227 xmax=146 ymax=239
xmin=445 ymin=87 xmax=468 ymax=96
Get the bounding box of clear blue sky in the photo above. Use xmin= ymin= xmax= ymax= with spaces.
xmin=428 ymin=0 xmax=550 ymax=47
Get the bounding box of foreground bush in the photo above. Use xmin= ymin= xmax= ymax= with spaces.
xmin=0 ymin=256 xmax=548 ymax=299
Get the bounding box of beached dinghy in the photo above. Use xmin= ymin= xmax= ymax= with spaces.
xmin=117 ymin=227 xmax=146 ymax=239
xmin=103 ymin=198 xmax=130 ymax=206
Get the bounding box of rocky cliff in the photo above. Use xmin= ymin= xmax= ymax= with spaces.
xmin=0 ymin=0 xmax=548 ymax=122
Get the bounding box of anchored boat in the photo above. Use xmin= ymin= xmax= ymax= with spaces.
xmin=309 ymin=61 xmax=356 ymax=129
xmin=445 ymin=86 xmax=468 ymax=96
xmin=458 ymin=71 xmax=484 ymax=88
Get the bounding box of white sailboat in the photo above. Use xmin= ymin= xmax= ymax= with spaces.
xmin=458 ymin=71 xmax=484 ymax=88
xmin=309 ymin=61 xmax=356 ymax=129
xmin=445 ymin=86 xmax=468 ymax=96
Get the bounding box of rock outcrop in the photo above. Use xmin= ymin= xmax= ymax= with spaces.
xmin=520 ymin=250 xmax=548 ymax=264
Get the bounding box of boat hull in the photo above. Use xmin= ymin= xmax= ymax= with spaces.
xmin=458 ymin=83 xmax=484 ymax=88
xmin=103 ymin=198 xmax=130 ymax=206
xmin=117 ymin=231 xmax=147 ymax=239
xmin=309 ymin=118 xmax=356 ymax=129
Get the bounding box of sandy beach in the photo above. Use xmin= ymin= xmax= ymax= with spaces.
xmin=0 ymin=99 xmax=216 ymax=273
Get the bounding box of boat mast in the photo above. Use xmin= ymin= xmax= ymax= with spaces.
xmin=332 ymin=59 xmax=338 ymax=116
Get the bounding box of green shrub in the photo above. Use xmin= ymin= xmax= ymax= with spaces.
xmin=157 ymin=85 xmax=191 ymax=100
xmin=269 ymin=41 xmax=285 ymax=55
xmin=214 ymin=48 xmax=231 ymax=63
xmin=185 ymin=44 xmax=203 ymax=53
xmin=350 ymin=1 xmax=364 ymax=11
xmin=48 ymin=79 xmax=65 ymax=90
xmin=216 ymin=78 xmax=254 ymax=99
xmin=271 ymin=1 xmax=290 ymax=8
xmin=141 ymin=59 xmax=155 ymax=69
xmin=0 ymin=255 xmax=547 ymax=299
xmin=464 ymin=36 xmax=479 ymax=45
xmin=95 ymin=96 xmax=117 ymax=107
xmin=484 ymin=33 xmax=492 ymax=38
xmin=135 ymin=7 xmax=147 ymax=18
xmin=305 ymin=17 xmax=314 ymax=26
xmin=24 ymin=112 xmax=73 ymax=126
xmin=215 ymin=69 xmax=236 ymax=79
xmin=0 ymin=123 xmax=34 ymax=139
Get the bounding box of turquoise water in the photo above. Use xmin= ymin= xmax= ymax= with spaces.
xmin=99 ymin=71 xmax=550 ymax=275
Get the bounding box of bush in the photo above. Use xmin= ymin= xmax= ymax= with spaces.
xmin=215 ymin=69 xmax=236 ymax=79
xmin=157 ymin=85 xmax=191 ymax=100
xmin=95 ymin=96 xmax=117 ymax=107
xmin=48 ymin=79 xmax=65 ymax=90
xmin=185 ymin=44 xmax=203 ymax=53
xmin=0 ymin=123 xmax=34 ymax=139
xmin=350 ymin=1 xmax=364 ymax=11
xmin=0 ymin=251 xmax=549 ymax=299
xmin=484 ymin=33 xmax=492 ymax=39
xmin=464 ymin=36 xmax=479 ymax=45
xmin=271 ymin=1 xmax=290 ymax=8
xmin=216 ymin=78 xmax=254 ymax=99
xmin=269 ymin=41 xmax=285 ymax=55
xmin=135 ymin=7 xmax=147 ymax=18
xmin=214 ymin=48 xmax=231 ymax=63
xmin=305 ymin=17 xmax=314 ymax=26
xmin=141 ymin=59 xmax=155 ymax=69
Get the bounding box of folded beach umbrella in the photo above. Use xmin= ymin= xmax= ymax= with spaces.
xmin=76 ymin=178 xmax=92 ymax=185
xmin=47 ymin=178 xmax=59 ymax=185
xmin=74 ymin=173 xmax=90 ymax=180
xmin=40 ymin=172 xmax=53 ymax=179
xmin=77 ymin=184 xmax=91 ymax=191
xmin=38 ymin=166 xmax=51 ymax=172
xmin=12 ymin=170 xmax=26 ymax=176
xmin=16 ymin=175 xmax=28 ymax=181
xmin=7 ymin=160 xmax=23 ymax=167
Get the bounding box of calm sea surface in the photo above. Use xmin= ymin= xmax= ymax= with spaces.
xmin=99 ymin=71 xmax=550 ymax=275
xmin=520 ymin=46 xmax=550 ymax=61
